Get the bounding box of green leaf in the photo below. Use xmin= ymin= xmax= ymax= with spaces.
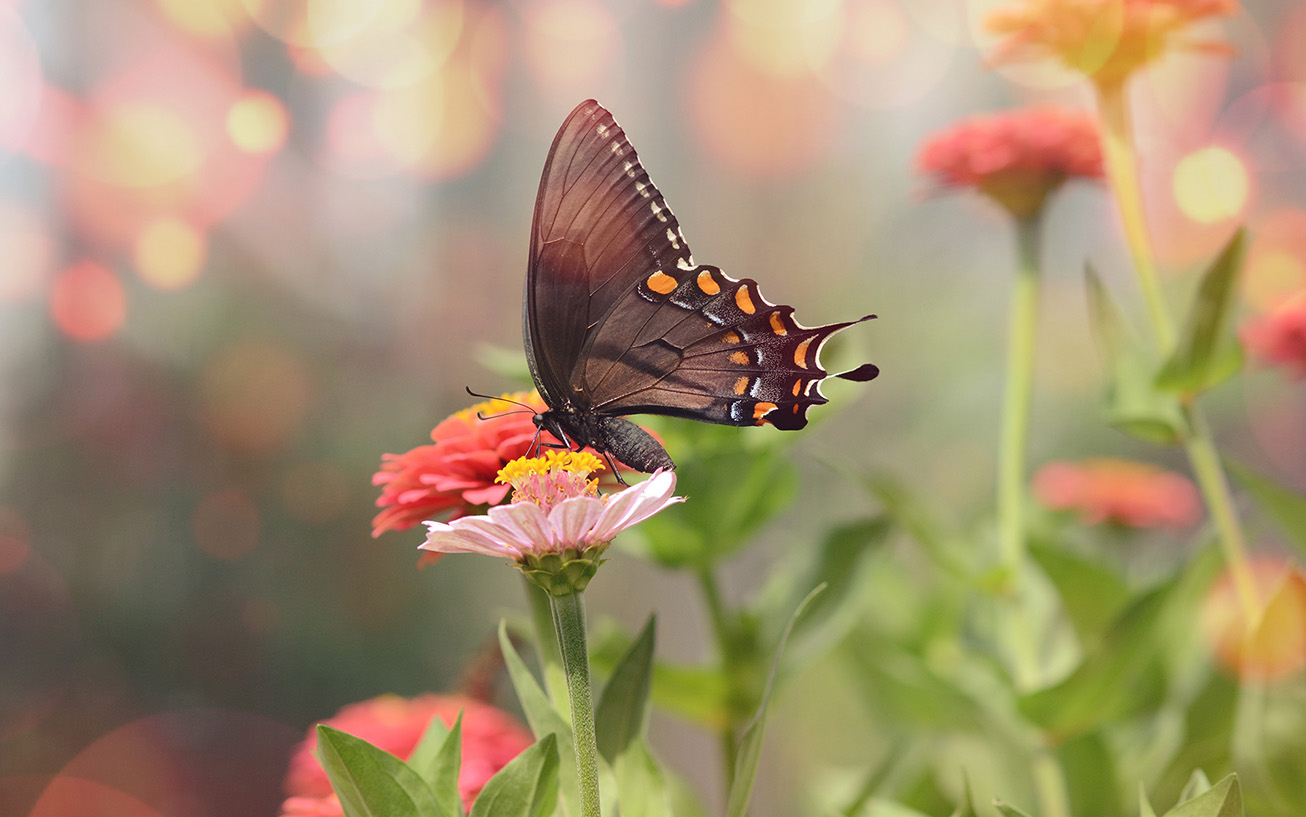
xmin=468 ymin=733 xmax=561 ymax=817
xmin=1029 ymin=537 xmax=1131 ymax=645
xmin=949 ymin=772 xmax=977 ymax=817
xmin=635 ymin=432 xmax=797 ymax=567
xmin=613 ymin=738 xmax=673 ymax=817
xmin=315 ymin=724 xmax=441 ymax=817
xmin=1156 ymin=230 xmax=1247 ymax=397
xmin=1141 ymin=782 xmax=1159 ymax=817
xmin=499 ymin=621 xmax=578 ymax=817
xmin=862 ymin=474 xmax=970 ymax=578
xmin=843 ymin=628 xmax=987 ymax=731
xmin=788 ymin=517 xmax=891 ymax=640
xmin=407 ymin=714 xmax=463 ymax=817
xmin=1017 ymin=581 xmax=1170 ymax=738
xmin=1228 ymin=461 xmax=1306 ymax=558
xmin=1056 ymin=732 xmax=1122 ymax=817
xmin=595 ymin=615 xmax=656 ymax=764
xmin=1163 ymin=773 xmax=1242 ymax=817
xmin=725 ymin=585 xmax=824 ymax=817
xmin=1085 ymin=264 xmax=1185 ymax=444
xmin=1179 ymin=769 xmax=1213 ymax=802
xmin=992 ymin=799 xmax=1033 ymax=817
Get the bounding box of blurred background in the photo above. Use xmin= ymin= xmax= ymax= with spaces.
xmin=2 ymin=0 xmax=1304 ymax=815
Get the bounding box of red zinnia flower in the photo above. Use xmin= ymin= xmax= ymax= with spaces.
xmin=372 ymin=391 xmax=551 ymax=536
xmin=916 ymin=106 xmax=1103 ymax=219
xmin=1241 ymin=292 xmax=1306 ymax=378
xmin=278 ymin=693 xmax=534 ymax=816
xmin=1033 ymin=457 xmax=1201 ymax=528
xmin=986 ymin=0 xmax=1240 ymax=89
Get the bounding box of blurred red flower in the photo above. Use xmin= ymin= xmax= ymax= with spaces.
xmin=916 ymin=106 xmax=1103 ymax=219
xmin=1241 ymin=293 xmax=1306 ymax=378
xmin=986 ymin=0 xmax=1239 ymax=88
xmin=1204 ymin=556 xmax=1306 ymax=680
xmin=1033 ymin=457 xmax=1201 ymax=527
xmin=372 ymin=392 xmax=550 ymax=537
xmin=279 ymin=693 xmax=534 ymax=816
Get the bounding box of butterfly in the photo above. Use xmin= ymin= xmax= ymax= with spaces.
xmin=524 ymin=100 xmax=878 ymax=474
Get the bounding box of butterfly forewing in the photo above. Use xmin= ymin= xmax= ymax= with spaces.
xmin=525 ymin=100 xmax=877 ymax=465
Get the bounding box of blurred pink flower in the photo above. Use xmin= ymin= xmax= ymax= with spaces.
xmin=372 ymin=392 xmax=547 ymax=537
xmin=279 ymin=693 xmax=534 ymax=816
xmin=1241 ymin=293 xmax=1306 ymax=378
xmin=986 ymin=0 xmax=1240 ymax=88
xmin=1033 ymin=458 xmax=1201 ymax=527
xmin=423 ymin=452 xmax=683 ymax=594
xmin=1204 ymin=556 xmax=1306 ymax=680
xmin=916 ymin=106 xmax=1103 ymax=219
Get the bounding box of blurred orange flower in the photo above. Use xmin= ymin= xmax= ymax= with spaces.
xmin=916 ymin=106 xmax=1103 ymax=219
xmin=279 ymin=693 xmax=534 ymax=816
xmin=1241 ymin=292 xmax=1306 ymax=378
xmin=986 ymin=0 xmax=1240 ymax=88
xmin=1033 ymin=457 xmax=1201 ymax=527
xmin=1204 ymin=556 xmax=1306 ymax=680
xmin=372 ymin=392 xmax=549 ymax=537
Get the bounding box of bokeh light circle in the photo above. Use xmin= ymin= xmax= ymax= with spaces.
xmin=50 ymin=262 xmax=127 ymax=342
xmin=197 ymin=340 xmax=313 ymax=454
xmin=133 ymin=217 xmax=206 ymax=290
xmin=1243 ymin=210 xmax=1306 ymax=312
xmin=0 ymin=200 xmax=54 ymax=303
xmin=1204 ymin=557 xmax=1306 ymax=681
xmin=1171 ymin=145 xmax=1250 ymax=225
xmin=522 ymin=0 xmax=620 ymax=93
xmin=226 ymin=90 xmax=289 ymax=155
xmin=29 ymin=777 xmax=167 ymax=817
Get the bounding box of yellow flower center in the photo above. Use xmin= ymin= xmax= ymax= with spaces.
xmin=496 ymin=451 xmax=604 ymax=511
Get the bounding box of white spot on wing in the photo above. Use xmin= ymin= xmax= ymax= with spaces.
xmin=676 ymin=257 xmax=694 ymax=271
xmin=635 ymin=181 xmax=649 ymax=198
xmin=596 ymin=123 xmax=608 ymax=137
xmin=651 ymin=201 xmax=668 ymax=222
xmin=611 ymin=141 xmax=624 ymax=156
xmin=623 ymin=160 xmax=637 ymax=179
xmin=667 ymin=228 xmax=680 ymax=249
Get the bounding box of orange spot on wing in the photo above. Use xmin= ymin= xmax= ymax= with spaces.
xmin=648 ymin=271 xmax=677 ymax=294
xmin=769 ymin=312 xmax=787 ymax=335
xmin=732 ymin=376 xmax=749 ymax=395
xmin=753 ymin=402 xmax=777 ymax=424
xmin=729 ymin=351 xmax=749 ymax=365
xmin=722 ymin=330 xmax=741 ymax=344
xmin=792 ymin=380 xmax=802 ymax=396
xmin=735 ymin=286 xmax=756 ymax=314
xmin=793 ymin=337 xmax=813 ymax=369
xmin=697 ymin=270 xmax=720 ymax=295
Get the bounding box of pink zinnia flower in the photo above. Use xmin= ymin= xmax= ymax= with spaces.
xmin=423 ymin=451 xmax=683 ymax=595
xmin=986 ymin=0 xmax=1240 ymax=88
xmin=917 ymin=106 xmax=1103 ymax=219
xmin=1033 ymin=457 xmax=1202 ymax=528
xmin=1241 ymin=292 xmax=1306 ymax=378
xmin=279 ymin=693 xmax=534 ymax=816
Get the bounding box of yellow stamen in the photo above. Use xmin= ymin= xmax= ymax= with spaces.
xmin=497 ymin=450 xmax=605 ymax=484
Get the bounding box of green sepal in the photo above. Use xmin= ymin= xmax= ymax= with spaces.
xmin=468 ymin=733 xmax=561 ymax=817
xmin=407 ymin=713 xmax=463 ymax=817
xmin=1155 ymin=229 xmax=1247 ymax=397
xmin=1162 ymin=773 xmax=1242 ymax=817
xmin=1085 ymin=264 xmax=1185 ymax=444
xmin=518 ymin=546 xmax=607 ymax=596
xmin=315 ymin=724 xmax=444 ymax=817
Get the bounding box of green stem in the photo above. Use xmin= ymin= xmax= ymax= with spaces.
xmin=1094 ymin=81 xmax=1261 ymax=622
xmin=998 ymin=215 xmax=1043 ymax=586
xmin=550 ymin=591 xmax=602 ymax=817
xmin=696 ymin=567 xmax=740 ymax=789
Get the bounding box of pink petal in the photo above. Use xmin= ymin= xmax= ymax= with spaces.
xmin=548 ymin=497 xmax=606 ymax=548
xmin=486 ymin=502 xmax=554 ymax=554
xmin=591 ymin=471 xmax=682 ymax=542
xmin=422 ymin=517 xmax=518 ymax=558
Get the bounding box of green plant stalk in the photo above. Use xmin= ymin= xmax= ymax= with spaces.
xmin=1095 ymin=81 xmax=1261 ymax=622
xmin=997 ymin=214 xmax=1073 ymax=817
xmin=697 ymin=566 xmax=741 ymax=790
xmin=998 ymin=214 xmax=1043 ymax=585
xmin=550 ymin=590 xmax=602 ymax=817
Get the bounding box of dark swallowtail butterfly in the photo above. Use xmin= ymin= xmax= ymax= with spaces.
xmin=525 ymin=100 xmax=879 ymax=474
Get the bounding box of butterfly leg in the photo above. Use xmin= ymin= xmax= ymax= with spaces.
xmin=603 ymin=451 xmax=629 ymax=486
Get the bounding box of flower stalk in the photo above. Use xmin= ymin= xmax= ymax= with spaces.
xmin=550 ymin=590 xmax=603 ymax=817
xmin=1093 ymin=81 xmax=1261 ymax=624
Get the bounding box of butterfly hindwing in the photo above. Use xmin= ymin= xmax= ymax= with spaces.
xmin=525 ymin=100 xmax=878 ymax=470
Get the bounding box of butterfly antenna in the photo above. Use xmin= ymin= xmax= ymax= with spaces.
xmin=464 ymin=387 xmax=538 ymax=420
